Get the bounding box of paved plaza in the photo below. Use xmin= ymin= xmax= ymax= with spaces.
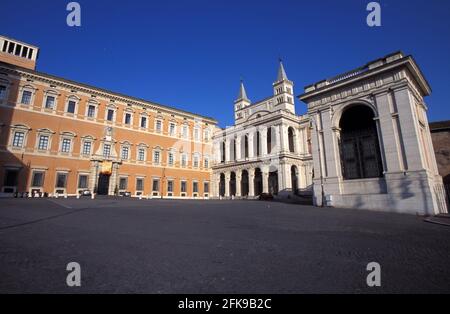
xmin=0 ymin=197 xmax=449 ymax=293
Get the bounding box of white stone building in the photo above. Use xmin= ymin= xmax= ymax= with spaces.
xmin=211 ymin=61 xmax=313 ymax=199
xmin=299 ymin=51 xmax=448 ymax=215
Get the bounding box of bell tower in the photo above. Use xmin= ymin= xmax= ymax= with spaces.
xmin=273 ymin=59 xmax=295 ymax=114
xmin=234 ymin=80 xmax=251 ymax=123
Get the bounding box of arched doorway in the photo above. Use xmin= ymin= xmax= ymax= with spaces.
xmin=219 ymin=173 xmax=225 ymax=197
xmin=268 ymin=171 xmax=278 ymax=195
xmin=241 ymin=170 xmax=249 ymax=196
xmin=254 ymin=168 xmax=263 ymax=196
xmin=230 ymin=172 xmax=236 ymax=197
xmin=339 ymin=105 xmax=383 ymax=180
xmin=288 ymin=127 xmax=295 ymax=153
xmin=291 ymin=165 xmax=299 ymax=195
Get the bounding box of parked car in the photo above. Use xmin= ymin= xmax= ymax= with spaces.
xmin=79 ymin=189 xmax=92 ymax=197
xmin=120 ymin=191 xmax=132 ymax=197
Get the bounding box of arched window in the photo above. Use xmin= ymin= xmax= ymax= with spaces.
xmin=267 ymin=128 xmax=272 ymax=154
xmin=221 ymin=141 xmax=225 ymax=163
xmin=256 ymin=131 xmax=260 ymax=156
xmin=244 ymin=135 xmax=249 ymax=158
xmin=339 ymin=105 xmax=383 ymax=180
xmin=288 ymin=127 xmax=295 ymax=153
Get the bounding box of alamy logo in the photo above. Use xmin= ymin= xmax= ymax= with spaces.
xmin=366 ymin=262 xmax=381 ymax=287
xmin=66 ymin=2 xmax=81 ymax=27
xmin=66 ymin=262 xmax=81 ymax=287
xmin=366 ymin=2 xmax=381 ymax=27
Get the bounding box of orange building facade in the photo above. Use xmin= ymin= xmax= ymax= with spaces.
xmin=0 ymin=35 xmax=217 ymax=198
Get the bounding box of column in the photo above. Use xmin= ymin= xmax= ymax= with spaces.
xmin=262 ymin=167 xmax=269 ymax=194
xmin=109 ymin=162 xmax=119 ymax=196
xmin=282 ymin=163 xmax=291 ymax=192
xmin=89 ymin=160 xmax=99 ymax=193
xmin=225 ymin=138 xmax=231 ymax=162
xmin=294 ymin=128 xmax=301 ymax=154
xmin=274 ymin=125 xmax=281 ymax=154
xmin=214 ymin=141 xmax=221 ymax=164
xmin=235 ymin=136 xmax=241 ymax=161
xmin=236 ymin=171 xmax=242 ymax=197
xmin=248 ymin=168 xmax=255 ymax=197
xmin=281 ymin=124 xmax=289 ymax=153
xmin=260 ymin=127 xmax=268 ymax=156
xmin=224 ymin=172 xmax=230 ymax=197
xmin=248 ymin=132 xmax=254 ymax=158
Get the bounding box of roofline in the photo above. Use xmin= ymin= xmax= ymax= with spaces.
xmin=0 ymin=35 xmax=40 ymax=50
xmin=0 ymin=61 xmax=217 ymax=123
xmin=298 ymin=52 xmax=432 ymax=101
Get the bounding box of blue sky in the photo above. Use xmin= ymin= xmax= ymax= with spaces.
xmin=1 ymin=0 xmax=450 ymax=127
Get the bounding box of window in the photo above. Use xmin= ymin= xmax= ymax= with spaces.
xmin=78 ymin=175 xmax=88 ymax=189
xmin=181 ymin=154 xmax=187 ymax=167
xmin=194 ymin=128 xmax=200 ymax=141
xmin=137 ymin=147 xmax=146 ymax=161
xmin=181 ymin=181 xmax=187 ymax=193
xmin=155 ymin=120 xmax=162 ymax=133
xmin=204 ymin=130 xmax=210 ymax=142
xmin=7 ymin=42 xmax=15 ymax=54
xmin=136 ymin=178 xmax=144 ymax=191
xmin=140 ymin=116 xmax=147 ymax=128
xmin=182 ymin=125 xmax=189 ymax=139
xmin=119 ymin=177 xmax=128 ymax=190
xmin=31 ymin=171 xmax=45 ymax=187
xmin=45 ymin=95 xmax=55 ymax=109
xmin=56 ymin=173 xmax=68 ymax=188
xmin=121 ymin=146 xmax=129 ymax=160
xmin=0 ymin=85 xmax=6 ymax=99
xmin=152 ymin=179 xmax=160 ymax=192
xmin=106 ymin=109 xmax=114 ymax=121
xmin=12 ymin=131 xmax=25 ymax=148
xmin=67 ymin=100 xmax=76 ymax=114
xmin=204 ymin=182 xmax=209 ymax=193
xmin=204 ymin=157 xmax=209 ymax=168
xmin=124 ymin=113 xmax=131 ymax=125
xmin=103 ymin=144 xmax=111 ymax=158
xmin=169 ymin=123 xmax=176 ymax=136
xmin=87 ymin=105 xmax=96 ymax=118
xmin=82 ymin=141 xmax=92 ymax=155
xmin=61 ymin=138 xmax=71 ymax=153
xmin=21 ymin=90 xmax=32 ymax=105
xmin=153 ymin=150 xmax=160 ymax=164
xmin=167 ymin=180 xmax=174 ymax=192
xmin=38 ymin=135 xmax=49 ymax=150
xmin=193 ymin=154 xmax=199 ymax=168
xmin=168 ymin=152 xmax=174 ymax=166
xmin=21 ymin=46 xmax=28 ymax=58
xmin=193 ymin=181 xmax=198 ymax=193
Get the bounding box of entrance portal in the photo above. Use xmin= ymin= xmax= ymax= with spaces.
xmin=97 ymin=173 xmax=110 ymax=195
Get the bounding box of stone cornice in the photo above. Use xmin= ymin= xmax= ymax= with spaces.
xmin=0 ymin=62 xmax=217 ymax=124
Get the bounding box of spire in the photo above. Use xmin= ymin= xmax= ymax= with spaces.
xmin=277 ymin=58 xmax=288 ymax=82
xmin=237 ymin=79 xmax=249 ymax=101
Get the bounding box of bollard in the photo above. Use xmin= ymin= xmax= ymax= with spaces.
xmin=139 ymin=194 xmax=142 ymax=200
xmin=91 ymin=193 xmax=95 ymax=200
xmin=55 ymin=193 xmax=59 ymax=199
xmin=64 ymin=194 xmax=68 ymax=199
xmin=76 ymin=194 xmax=80 ymax=199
